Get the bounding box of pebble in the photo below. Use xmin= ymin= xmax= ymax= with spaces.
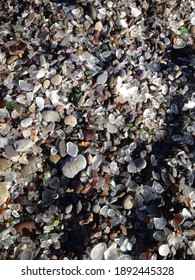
xmin=107 ymin=123 xmax=118 ymax=134
xmin=62 ymin=154 xmax=87 ymax=178
xmin=39 ymin=55 xmax=46 ymax=67
xmin=42 ymin=189 xmax=55 ymax=207
xmin=20 ymin=118 xmax=33 ymax=128
xmin=92 ymin=155 xmax=102 ymax=170
xmin=59 ymin=140 xmax=66 ymax=157
xmin=50 ymin=74 xmax=62 ymax=86
xmin=91 ymin=243 xmax=107 ymax=260
xmin=96 ymin=71 xmax=108 ymax=85
xmin=127 ymin=162 xmax=137 ymax=173
xmin=21 ymin=249 xmax=33 ymax=260
xmin=35 ymin=97 xmax=45 ymax=110
xmin=0 ymin=158 xmax=10 ymax=175
xmin=0 ymin=182 xmax=9 ymax=206
xmin=42 ymin=110 xmax=60 ymax=123
xmin=66 ymin=142 xmax=78 ymax=157
xmin=104 ymin=243 xmax=118 ymax=260
xmin=154 ymin=218 xmax=167 ymax=230
xmin=7 ymin=55 xmax=18 ymax=65
xmin=43 ymin=80 xmax=50 ymax=89
xmin=16 ymin=140 xmax=34 ymax=152
xmin=122 ymin=195 xmax=134 ymax=210
xmin=4 ymin=145 xmax=18 ymax=158
xmin=0 ymin=137 xmax=8 ymax=148
xmin=19 ymin=80 xmax=34 ymax=91
xmin=64 ymin=115 xmax=77 ymax=127
xmin=95 ymin=21 xmax=103 ymax=32
xmin=134 ymin=158 xmax=147 ymax=172
xmin=49 ymin=154 xmax=61 ymax=164
xmin=158 ymin=244 xmax=170 ymax=257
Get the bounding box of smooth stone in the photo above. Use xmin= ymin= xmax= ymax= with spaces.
xmin=64 ymin=115 xmax=77 ymax=127
xmin=134 ymin=158 xmax=147 ymax=171
xmin=43 ymin=80 xmax=50 ymax=89
xmin=153 ymin=231 xmax=166 ymax=241
xmin=16 ymin=140 xmax=34 ymax=152
xmin=62 ymin=154 xmax=87 ymax=178
xmin=0 ymin=137 xmax=8 ymax=148
xmin=91 ymin=243 xmax=107 ymax=260
xmin=42 ymin=110 xmax=60 ymax=122
xmin=92 ymin=204 xmax=101 ymax=214
xmin=39 ymin=55 xmax=46 ymax=67
xmin=107 ymin=123 xmax=118 ymax=134
xmin=127 ymin=162 xmax=137 ymax=173
xmin=7 ymin=55 xmax=18 ymax=65
xmin=92 ymin=155 xmax=102 ymax=170
xmin=0 ymin=182 xmax=9 ymax=206
xmin=100 ymin=205 xmax=108 ymax=217
xmin=35 ymin=97 xmax=45 ymax=110
xmin=21 ymin=249 xmax=33 ymax=260
xmin=154 ymin=217 xmax=167 ymax=230
xmin=22 ymin=158 xmax=40 ymax=176
xmin=4 ymin=145 xmax=18 ymax=157
xmin=95 ymin=21 xmax=103 ymax=31
xmin=42 ymin=189 xmax=55 ymax=207
xmin=0 ymin=158 xmax=10 ymax=175
xmin=158 ymin=244 xmax=170 ymax=257
xmin=50 ymin=74 xmax=62 ymax=86
xmin=59 ymin=140 xmax=66 ymax=157
xmin=66 ymin=142 xmax=78 ymax=157
xmin=49 ymin=154 xmax=61 ymax=164
xmin=104 ymin=243 xmax=118 ymax=260
xmin=65 ymin=204 xmax=73 ymax=214
xmin=122 ymin=195 xmax=134 ymax=210
xmin=96 ymin=71 xmax=108 ymax=84
xmin=20 ymin=118 xmax=33 ymax=128
xmin=19 ymin=80 xmax=34 ymax=91
xmin=0 ymin=108 xmax=10 ymax=118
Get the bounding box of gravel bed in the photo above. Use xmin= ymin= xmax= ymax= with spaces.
xmin=0 ymin=0 xmax=195 ymax=260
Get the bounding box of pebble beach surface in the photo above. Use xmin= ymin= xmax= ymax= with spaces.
xmin=0 ymin=0 xmax=195 ymax=260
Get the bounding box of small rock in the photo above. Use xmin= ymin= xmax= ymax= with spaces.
xmin=0 ymin=137 xmax=8 ymax=148
xmin=158 ymin=244 xmax=170 ymax=257
xmin=92 ymin=154 xmax=102 ymax=170
xmin=7 ymin=55 xmax=18 ymax=65
xmin=0 ymin=158 xmax=10 ymax=175
xmin=91 ymin=243 xmax=107 ymax=260
xmin=4 ymin=145 xmax=18 ymax=158
xmin=96 ymin=71 xmax=108 ymax=84
xmin=107 ymin=123 xmax=118 ymax=134
xmin=50 ymin=74 xmax=62 ymax=86
xmin=0 ymin=108 xmax=10 ymax=118
xmin=122 ymin=195 xmax=134 ymax=210
xmin=66 ymin=142 xmax=78 ymax=157
xmin=16 ymin=140 xmax=34 ymax=152
xmin=15 ymin=220 xmax=36 ymax=236
xmin=21 ymin=249 xmax=33 ymax=260
xmin=62 ymin=154 xmax=87 ymax=178
xmin=0 ymin=182 xmax=9 ymax=206
xmin=65 ymin=204 xmax=73 ymax=214
xmin=131 ymin=7 xmax=142 ymax=17
xmin=49 ymin=154 xmax=61 ymax=164
xmin=43 ymin=80 xmax=50 ymax=89
xmin=59 ymin=140 xmax=66 ymax=157
xmin=42 ymin=189 xmax=55 ymax=207
xmin=104 ymin=243 xmax=118 ymax=260
xmin=154 ymin=217 xmax=167 ymax=230
xmin=19 ymin=80 xmax=34 ymax=91
xmin=95 ymin=21 xmax=103 ymax=31
xmin=35 ymin=97 xmax=45 ymax=110
xmin=64 ymin=115 xmax=77 ymax=127
xmin=134 ymin=158 xmax=147 ymax=171
xmin=22 ymin=158 xmax=39 ymax=176
xmin=92 ymin=204 xmax=100 ymax=214
xmin=127 ymin=162 xmax=137 ymax=173
xmin=100 ymin=205 xmax=109 ymax=217
xmin=42 ymin=110 xmax=60 ymax=122
xmin=39 ymin=55 xmax=46 ymax=67
xmin=20 ymin=118 xmax=33 ymax=128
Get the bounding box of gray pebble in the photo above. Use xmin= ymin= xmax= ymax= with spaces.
xmin=66 ymin=142 xmax=78 ymax=157
xmin=19 ymin=80 xmax=34 ymax=91
xmin=62 ymin=154 xmax=87 ymax=178
xmin=96 ymin=71 xmax=108 ymax=85
xmin=20 ymin=117 xmax=33 ymax=128
xmin=42 ymin=110 xmax=60 ymax=123
xmin=50 ymin=74 xmax=62 ymax=86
